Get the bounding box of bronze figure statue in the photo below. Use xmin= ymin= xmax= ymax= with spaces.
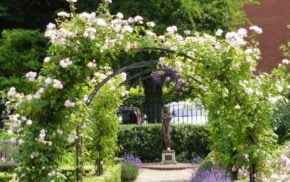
xmin=162 ymin=106 xmax=172 ymax=150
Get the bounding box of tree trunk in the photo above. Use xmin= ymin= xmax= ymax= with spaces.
xmin=231 ymin=170 xmax=238 ymax=181
xmin=249 ymin=164 xmax=256 ymax=182
xmin=143 ymin=78 xmax=163 ymax=123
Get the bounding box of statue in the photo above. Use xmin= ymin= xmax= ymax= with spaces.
xmin=162 ymin=106 xmax=172 ymax=150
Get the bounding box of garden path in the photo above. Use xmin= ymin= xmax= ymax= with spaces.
xmin=135 ymin=168 xmax=194 ymax=182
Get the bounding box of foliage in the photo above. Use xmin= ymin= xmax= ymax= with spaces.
xmin=0 ymin=172 xmax=12 ymax=181
xmin=106 ymin=0 xmax=258 ymax=123
xmin=121 ymin=163 xmax=139 ymax=182
xmin=122 ymin=87 xmax=144 ymax=109
xmin=120 ymin=154 xmax=141 ymax=182
xmin=269 ymin=142 xmax=290 ymax=181
xmin=0 ymin=0 xmax=102 ymax=32
xmin=5 ymin=0 xmax=289 ymax=181
xmin=0 ymin=29 xmax=48 ymax=93
xmin=83 ymin=164 xmax=121 ymax=182
xmin=107 ymin=0 xmax=257 ymax=34
xmin=85 ymin=73 xmax=125 ymax=172
xmin=118 ymin=124 xmax=210 ymax=162
xmin=272 ymin=102 xmax=290 ymax=144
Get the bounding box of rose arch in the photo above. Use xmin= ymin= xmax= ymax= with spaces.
xmin=5 ymin=1 xmax=289 ymax=182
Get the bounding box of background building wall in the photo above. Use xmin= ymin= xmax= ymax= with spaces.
xmin=243 ymin=0 xmax=290 ymax=72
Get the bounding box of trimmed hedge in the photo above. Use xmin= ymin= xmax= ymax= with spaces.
xmin=118 ymin=124 xmax=210 ymax=162
xmin=0 ymin=172 xmax=12 ymax=181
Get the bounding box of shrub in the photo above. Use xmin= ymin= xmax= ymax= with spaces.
xmin=118 ymin=124 xmax=210 ymax=162
xmin=0 ymin=29 xmax=48 ymax=93
xmin=272 ymin=102 xmax=290 ymax=144
xmin=121 ymin=163 xmax=139 ymax=182
xmin=0 ymin=173 xmax=12 ymax=181
xmin=122 ymin=154 xmax=142 ymax=168
xmin=121 ymin=154 xmax=141 ymax=182
xmin=190 ymin=166 xmax=231 ymax=182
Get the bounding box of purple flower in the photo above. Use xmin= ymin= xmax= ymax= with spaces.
xmin=190 ymin=167 xmax=231 ymax=182
xmin=191 ymin=156 xmax=202 ymax=165
xmin=151 ymin=72 xmax=161 ymax=84
xmin=176 ymin=80 xmax=186 ymax=89
xmin=122 ymin=154 xmax=142 ymax=168
xmin=163 ymin=66 xmax=177 ymax=79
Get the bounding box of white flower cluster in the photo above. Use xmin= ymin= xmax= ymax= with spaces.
xmin=7 ymin=115 xmax=33 ymax=135
xmin=166 ymin=26 xmax=177 ymax=34
xmin=103 ymin=0 xmax=112 ymax=4
xmin=25 ymin=71 xmax=37 ymax=81
xmin=38 ymin=129 xmax=52 ymax=146
xmin=44 ymin=57 xmax=51 ymax=63
xmin=83 ymin=27 xmax=96 ymax=40
xmin=45 ymin=23 xmax=76 ymax=45
xmin=34 ymin=87 xmax=45 ymax=99
xmin=66 ymin=0 xmax=77 ymax=3
xmin=30 ymin=152 xmax=39 ymax=159
xmin=282 ymin=59 xmax=289 ymax=65
xmin=53 ymin=79 xmax=64 ymax=89
xmin=270 ymin=154 xmax=290 ymax=181
xmin=116 ymin=12 xmax=123 ymax=19
xmin=59 ymin=58 xmax=72 ymax=68
xmin=87 ymin=60 xmax=96 ymax=68
xmin=146 ymin=21 xmax=155 ymax=28
xmin=64 ymin=100 xmax=75 ymax=108
xmin=48 ymin=170 xmax=56 ymax=177
xmin=268 ymin=95 xmax=283 ymax=104
xmin=215 ymin=29 xmax=223 ymax=36
xmin=225 ymin=31 xmax=247 ymax=46
xmin=96 ymin=18 xmax=107 ymax=27
xmin=79 ymin=12 xmax=96 ymax=25
xmin=249 ymin=25 xmax=263 ymax=34
xmin=7 ymin=87 xmax=17 ymax=97
xmin=67 ymin=132 xmax=76 ymax=143
xmin=57 ymin=11 xmax=70 ymax=18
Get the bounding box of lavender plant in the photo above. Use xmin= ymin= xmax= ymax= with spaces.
xmin=122 ymin=154 xmax=142 ymax=168
xmin=190 ymin=166 xmax=232 ymax=182
xmin=121 ymin=154 xmax=142 ymax=181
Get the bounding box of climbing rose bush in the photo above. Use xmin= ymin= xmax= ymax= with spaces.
xmin=4 ymin=0 xmax=289 ymax=181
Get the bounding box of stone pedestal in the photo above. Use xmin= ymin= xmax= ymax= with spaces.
xmin=161 ymin=150 xmax=176 ymax=164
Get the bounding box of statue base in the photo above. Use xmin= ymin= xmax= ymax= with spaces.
xmin=161 ymin=150 xmax=177 ymax=164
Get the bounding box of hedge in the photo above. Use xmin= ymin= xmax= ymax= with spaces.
xmin=118 ymin=124 xmax=210 ymax=162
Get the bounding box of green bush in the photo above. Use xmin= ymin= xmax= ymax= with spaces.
xmin=121 ymin=162 xmax=139 ymax=182
xmin=107 ymin=0 xmax=256 ymax=34
xmin=0 ymin=29 xmax=48 ymax=93
xmin=0 ymin=173 xmax=12 ymax=181
xmin=118 ymin=124 xmax=210 ymax=162
xmin=272 ymin=102 xmax=290 ymax=144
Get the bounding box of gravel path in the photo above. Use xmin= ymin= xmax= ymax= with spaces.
xmin=135 ymin=168 xmax=194 ymax=182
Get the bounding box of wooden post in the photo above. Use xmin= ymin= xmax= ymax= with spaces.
xmin=76 ymin=125 xmax=83 ymax=182
xmin=249 ymin=164 xmax=256 ymax=182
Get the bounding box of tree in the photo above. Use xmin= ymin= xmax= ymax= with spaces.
xmin=0 ymin=29 xmax=48 ymax=93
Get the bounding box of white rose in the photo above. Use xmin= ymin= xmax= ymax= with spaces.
xmin=282 ymin=59 xmax=289 ymax=64
xmin=249 ymin=25 xmax=263 ymax=34
xmin=26 ymin=120 xmax=33 ymax=126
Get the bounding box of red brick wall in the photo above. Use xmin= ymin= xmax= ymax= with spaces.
xmin=243 ymin=0 xmax=290 ymax=72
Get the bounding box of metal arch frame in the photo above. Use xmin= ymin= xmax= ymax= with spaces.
xmin=76 ymin=47 xmax=198 ymax=181
xmin=85 ymin=47 xmax=196 ymax=106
